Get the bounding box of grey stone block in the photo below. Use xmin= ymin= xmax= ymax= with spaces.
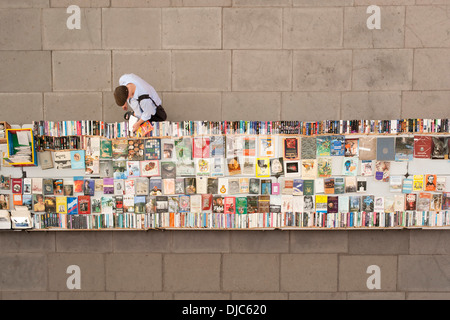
xmin=232 ymin=50 xmax=292 ymax=91
xmin=281 ymin=92 xmax=340 ymax=121
xmin=106 ymin=253 xmax=162 ymax=291
xmin=1 ymin=291 xmax=58 ymax=300
xmin=409 ymin=230 xmax=450 ymax=255
xmin=112 ymin=230 xmax=172 ymax=253
xmin=413 ymin=49 xmax=450 ymax=90
xmin=398 ymin=255 xmax=450 ymax=291
xmin=55 ymin=231 xmax=112 ymax=252
xmin=348 ymin=230 xmax=409 ymax=254
xmin=164 ymin=253 xmax=221 ymax=291
xmin=280 ymin=254 xmax=338 ymax=292
xmin=52 ymin=51 xmax=111 ymax=91
xmin=293 ymin=50 xmax=352 ymax=91
xmin=230 ymin=230 xmax=288 ymax=253
xmin=172 ymin=50 xmax=231 ymax=91
xmin=233 ymin=0 xmax=291 ymax=5
xmin=223 ymin=254 xmax=279 ymax=292
xmin=289 ymin=292 xmax=347 ymax=300
xmin=48 ymin=253 xmax=105 ymax=291
xmin=294 ymin=0 xmax=353 ymax=5
xmin=401 ymin=91 xmax=450 ymax=119
xmin=162 ymin=8 xmax=222 ymax=49
xmin=339 ymin=255 xmax=397 ymax=292
xmin=0 ymin=93 xmax=44 ymax=125
xmin=0 ymin=9 xmax=41 ymax=50
xmin=407 ymin=292 xmax=450 ymax=300
xmin=111 ymin=0 xmax=179 ymax=7
xmin=0 ymin=231 xmax=54 ymax=252
xmin=406 ymin=6 xmax=450 ymax=48
xmin=352 ymin=49 xmax=413 ymax=91
xmin=175 ymin=292 xmax=231 ymax=300
xmin=50 ymin=0 xmax=110 ymax=7
xmin=161 ymin=92 xmax=222 ymax=121
xmin=44 ymin=92 xmax=103 ymax=121
xmin=59 ymin=292 xmax=115 ymax=299
xmin=0 ymin=51 xmax=52 ymax=93
xmin=172 ymin=230 xmax=230 ymax=253
xmin=103 ymin=91 xmax=126 ymax=123
xmin=289 ymin=230 xmax=348 ymax=253
xmin=222 ymin=92 xmax=281 ymax=121
xmin=347 ymin=292 xmax=405 ymax=300
xmin=0 ymin=254 xmax=47 ymax=291
xmin=341 ymin=91 xmax=401 ymax=120
xmin=223 ymin=8 xmax=282 ymax=49
xmin=43 ymin=8 xmax=102 ymax=50
xmin=0 ymin=0 xmax=49 ymax=8
xmin=283 ymin=8 xmax=343 ymax=49
xmin=231 ymin=292 xmax=288 ymax=300
xmin=112 ymin=51 xmax=171 ymax=92
xmin=355 ymin=0 xmax=414 ymax=4
xmin=102 ymin=8 xmax=161 ymax=49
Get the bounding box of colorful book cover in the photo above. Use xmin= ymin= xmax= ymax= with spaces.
xmin=91 ymin=197 xmax=101 ymax=213
xmin=315 ymin=195 xmax=328 ymax=213
xmin=175 ymin=137 xmax=192 ymax=161
xmin=140 ymin=160 xmax=160 ymax=177
xmin=344 ymin=138 xmax=359 ymax=157
xmin=67 ymin=196 xmax=78 ymax=214
xmin=210 ymin=135 xmax=226 ymax=158
xmin=114 ymin=195 xmax=123 ymax=214
xmin=316 ymin=136 xmax=331 ymax=156
xmin=73 ymin=176 xmax=84 ymax=193
xmin=413 ymin=175 xmax=424 ymax=191
xmin=413 ymin=136 xmax=432 ymax=159
xmin=417 ymin=193 xmax=432 ymax=211
xmin=77 ymin=195 xmax=91 ymax=214
xmin=258 ymin=136 xmax=275 ymax=158
xmin=144 ymin=138 xmax=161 ymax=160
xmin=163 ymin=178 xmax=175 ymax=195
xmin=301 ymin=159 xmax=316 ymax=179
xmin=374 ymin=161 xmax=390 ymax=182
xmin=293 ymin=179 xmax=303 ymax=196
xmin=255 ymin=158 xmax=270 ymax=178
xmin=247 ymin=196 xmax=258 ymax=213
xmin=123 ymin=194 xmax=135 ymax=213
xmin=168 ymin=196 xmax=179 ymax=213
xmin=303 ymin=180 xmax=315 ymax=196
xmin=124 ymin=178 xmax=135 ymax=195
xmin=327 ymin=196 xmax=339 ymax=214
xmin=261 ymin=179 xmax=272 ymax=195
xmin=134 ymin=195 xmax=147 ymax=214
xmin=349 ymin=196 xmax=360 ymax=212
xmin=179 ymin=195 xmax=190 ymax=213
xmin=53 ymin=179 xmax=64 ymax=195
xmin=184 ymin=177 xmax=196 ymax=195
xmin=212 ymin=195 xmax=224 ymax=213
xmin=317 ymin=157 xmax=332 ymax=177
xmin=405 ymin=193 xmax=417 ymax=211
xmin=100 ymin=139 xmax=112 ymax=159
xmin=324 ymin=178 xmax=335 ymax=194
xmin=127 ymin=138 xmax=144 ymax=161
xmin=192 ymin=136 xmax=210 ymax=159
xmin=224 ymin=196 xmax=236 ymax=214
xmin=361 ymin=195 xmax=374 ymax=212
xmin=83 ymin=179 xmax=95 ymax=196
xmin=257 ymin=195 xmax=270 ymax=213
xmin=395 ymin=137 xmax=414 ymax=161
xmin=342 ymin=157 xmax=358 ymax=176
xmin=345 ymin=176 xmax=357 ymax=193
xmin=56 ymin=196 xmax=67 ymax=213
xmin=207 ymin=177 xmax=219 ymax=194
xmin=44 ymin=196 xmax=55 ymax=213
xmin=402 ymin=178 xmax=413 ymax=194
xmin=112 ymin=139 xmax=128 ymax=160
xmin=103 ymin=178 xmax=114 ymax=194
xmin=431 ymin=137 xmax=449 ymax=160
xmin=126 ymin=160 xmax=141 ymax=177
xmin=235 ymin=197 xmax=247 ymax=214
xmin=239 ymin=177 xmax=249 ymax=194
xmin=202 ymin=194 xmax=212 ymax=211
xmin=334 ymin=177 xmax=345 ymax=194
xmin=11 ymin=178 xmax=22 ymax=194
xmin=283 ymin=137 xmax=299 ymax=160
xmin=112 ymin=160 xmax=127 ymax=179
xmin=424 ymin=174 xmax=437 ymax=191
xmin=330 ymin=135 xmax=345 ymax=156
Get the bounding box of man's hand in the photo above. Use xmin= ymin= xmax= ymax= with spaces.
xmin=122 ymin=104 xmax=127 ymax=111
xmin=132 ymin=119 xmax=145 ymax=132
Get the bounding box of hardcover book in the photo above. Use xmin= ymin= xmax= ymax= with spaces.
xmin=395 ymin=137 xmax=414 ymax=161
xmin=358 ymin=137 xmax=376 ymax=160
xmin=282 ymin=137 xmax=299 ymax=160
xmin=413 ymin=136 xmax=432 ymax=159
xmin=212 ymin=195 xmax=224 ymax=213
xmin=144 ymin=138 xmax=161 ymax=160
xmin=431 ymin=137 xmax=449 ymax=159
xmin=316 ymin=136 xmax=331 ymax=157
xmin=330 ymin=135 xmax=345 ymax=156
xmin=78 ymin=195 xmax=91 ymax=214
xmin=376 ymin=137 xmax=395 ymax=161
xmin=301 ymin=137 xmax=316 ymax=159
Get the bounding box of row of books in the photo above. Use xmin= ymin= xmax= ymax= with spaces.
xmin=32 ymin=210 xmax=450 ymax=230
xmin=12 ymin=192 xmax=450 ymax=216
xmin=32 ymin=118 xmax=450 ymax=139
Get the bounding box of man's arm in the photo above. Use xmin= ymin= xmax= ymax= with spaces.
xmin=132 ymin=118 xmax=145 ymax=132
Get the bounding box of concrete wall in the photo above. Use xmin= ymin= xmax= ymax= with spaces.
xmin=1 ymin=0 xmax=450 ymax=299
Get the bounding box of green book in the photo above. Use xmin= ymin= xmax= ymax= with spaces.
xmin=235 ymin=197 xmax=248 ymax=214
xmin=303 ymin=180 xmax=315 ymax=196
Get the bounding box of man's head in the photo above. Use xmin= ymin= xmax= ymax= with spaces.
xmin=114 ymin=85 xmax=129 ymax=107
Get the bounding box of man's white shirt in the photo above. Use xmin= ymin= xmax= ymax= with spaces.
xmin=119 ymin=73 xmax=162 ymax=121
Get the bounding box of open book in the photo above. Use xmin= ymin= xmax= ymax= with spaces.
xmin=128 ymin=115 xmax=154 ymax=137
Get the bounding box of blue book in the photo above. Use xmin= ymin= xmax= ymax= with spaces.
xmin=70 ymin=150 xmax=85 ymax=169
xmin=293 ymin=178 xmax=303 ymax=195
xmin=67 ymin=197 xmax=78 ymax=214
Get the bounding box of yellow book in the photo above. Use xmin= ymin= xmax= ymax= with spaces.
xmin=56 ymin=196 xmax=67 ymax=214
xmin=413 ymin=175 xmax=424 ymax=192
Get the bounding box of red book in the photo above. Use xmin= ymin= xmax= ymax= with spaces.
xmin=78 ymin=195 xmax=91 ymax=214
xmin=201 ymin=194 xmax=212 ymax=211
xmin=224 ymin=196 xmax=235 ymax=214
xmin=11 ymin=178 xmax=22 ymax=194
xmin=413 ymin=136 xmax=432 ymax=158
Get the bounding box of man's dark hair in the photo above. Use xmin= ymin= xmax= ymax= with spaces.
xmin=114 ymin=85 xmax=129 ymax=106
